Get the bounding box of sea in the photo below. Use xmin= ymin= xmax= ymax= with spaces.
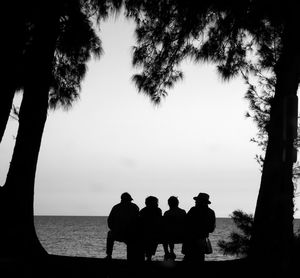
xmin=34 ymin=216 xmax=300 ymax=261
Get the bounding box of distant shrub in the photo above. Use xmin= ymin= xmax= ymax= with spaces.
xmin=219 ymin=210 xmax=300 ymax=260
xmin=218 ymin=210 xmax=253 ymax=257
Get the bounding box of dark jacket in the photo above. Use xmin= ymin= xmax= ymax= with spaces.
xmin=186 ymin=205 xmax=216 ymax=238
xmin=139 ymin=206 xmax=162 ymax=240
xmin=163 ymin=207 xmax=186 ymax=242
xmin=107 ymin=201 xmax=139 ymax=240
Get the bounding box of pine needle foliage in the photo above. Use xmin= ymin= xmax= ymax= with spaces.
xmin=218 ymin=210 xmax=253 ymax=257
xmin=49 ymin=1 xmax=102 ymax=110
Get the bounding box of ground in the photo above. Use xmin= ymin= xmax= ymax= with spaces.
xmin=1 ymin=255 xmax=257 ymax=278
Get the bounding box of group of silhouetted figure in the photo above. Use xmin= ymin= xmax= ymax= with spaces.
xmin=106 ymin=192 xmax=216 ymax=262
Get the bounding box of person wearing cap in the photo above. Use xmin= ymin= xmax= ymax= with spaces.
xmin=162 ymin=196 xmax=186 ymax=260
xmin=106 ymin=192 xmax=140 ymax=260
xmin=183 ymin=193 xmax=216 ymax=262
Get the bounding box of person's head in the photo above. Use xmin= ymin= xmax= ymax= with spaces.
xmin=121 ymin=192 xmax=133 ymax=203
xmin=193 ymin=193 xmax=211 ymax=207
xmin=168 ymin=196 xmax=179 ymax=208
xmin=145 ymin=196 xmax=158 ymax=208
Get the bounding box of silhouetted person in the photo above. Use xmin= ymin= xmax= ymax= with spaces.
xmin=162 ymin=196 xmax=186 ymax=260
xmin=139 ymin=196 xmax=162 ymax=261
xmin=183 ymin=193 xmax=216 ymax=263
xmin=106 ymin=192 xmax=139 ymax=260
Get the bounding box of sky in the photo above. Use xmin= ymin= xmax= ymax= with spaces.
xmin=0 ymin=14 xmax=299 ymax=218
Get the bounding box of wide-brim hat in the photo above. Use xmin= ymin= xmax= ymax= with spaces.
xmin=121 ymin=192 xmax=133 ymax=201
xmin=193 ymin=192 xmax=211 ymax=204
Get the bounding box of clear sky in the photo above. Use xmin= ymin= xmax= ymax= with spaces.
xmin=0 ymin=14 xmax=299 ymax=218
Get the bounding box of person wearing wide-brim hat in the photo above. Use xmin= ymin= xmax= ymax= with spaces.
xmin=193 ymin=192 xmax=211 ymax=204
xmin=183 ymin=192 xmax=216 ymax=263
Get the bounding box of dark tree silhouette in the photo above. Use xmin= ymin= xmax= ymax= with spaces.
xmin=0 ymin=0 xmax=103 ymax=257
xmin=0 ymin=1 xmax=104 ymax=143
xmin=0 ymin=2 xmax=29 ymax=143
xmin=2 ymin=0 xmax=61 ymax=257
xmin=127 ymin=0 xmax=300 ymax=273
xmin=243 ymin=68 xmax=300 ymax=207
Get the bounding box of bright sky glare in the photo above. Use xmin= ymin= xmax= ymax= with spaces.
xmin=0 ymin=14 xmax=299 ymax=218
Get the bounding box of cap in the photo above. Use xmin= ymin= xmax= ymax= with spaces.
xmin=121 ymin=192 xmax=133 ymax=201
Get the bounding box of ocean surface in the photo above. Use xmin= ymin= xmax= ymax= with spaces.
xmin=34 ymin=216 xmax=300 ymax=261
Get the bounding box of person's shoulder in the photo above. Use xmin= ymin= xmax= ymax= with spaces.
xmin=188 ymin=206 xmax=196 ymax=212
xmin=208 ymin=207 xmax=215 ymax=213
xmin=208 ymin=207 xmax=216 ymax=216
xmin=140 ymin=207 xmax=146 ymax=213
xmin=178 ymin=207 xmax=186 ymax=213
xmin=180 ymin=209 xmax=187 ymax=216
xmin=108 ymin=203 xmax=121 ymax=215
xmin=112 ymin=203 xmax=121 ymax=210
xmin=130 ymin=202 xmax=139 ymax=209
xmin=164 ymin=209 xmax=171 ymax=216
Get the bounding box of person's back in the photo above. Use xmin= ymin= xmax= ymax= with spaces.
xmin=183 ymin=193 xmax=215 ymax=262
xmin=108 ymin=201 xmax=139 ymax=240
xmin=139 ymin=196 xmax=162 ymax=261
xmin=186 ymin=205 xmax=215 ymax=239
xmin=106 ymin=192 xmax=139 ymax=260
xmin=162 ymin=196 xmax=186 ymax=260
xmin=163 ymin=198 xmax=186 ymax=242
xmin=139 ymin=200 xmax=162 ymax=239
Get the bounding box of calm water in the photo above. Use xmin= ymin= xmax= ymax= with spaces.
xmin=34 ymin=216 xmax=300 ymax=261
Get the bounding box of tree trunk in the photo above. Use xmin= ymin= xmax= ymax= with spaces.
xmin=0 ymin=2 xmax=60 ymax=258
xmin=0 ymin=1 xmax=28 ymax=143
xmin=250 ymin=15 xmax=300 ymax=274
xmin=0 ymin=86 xmax=15 ymax=143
